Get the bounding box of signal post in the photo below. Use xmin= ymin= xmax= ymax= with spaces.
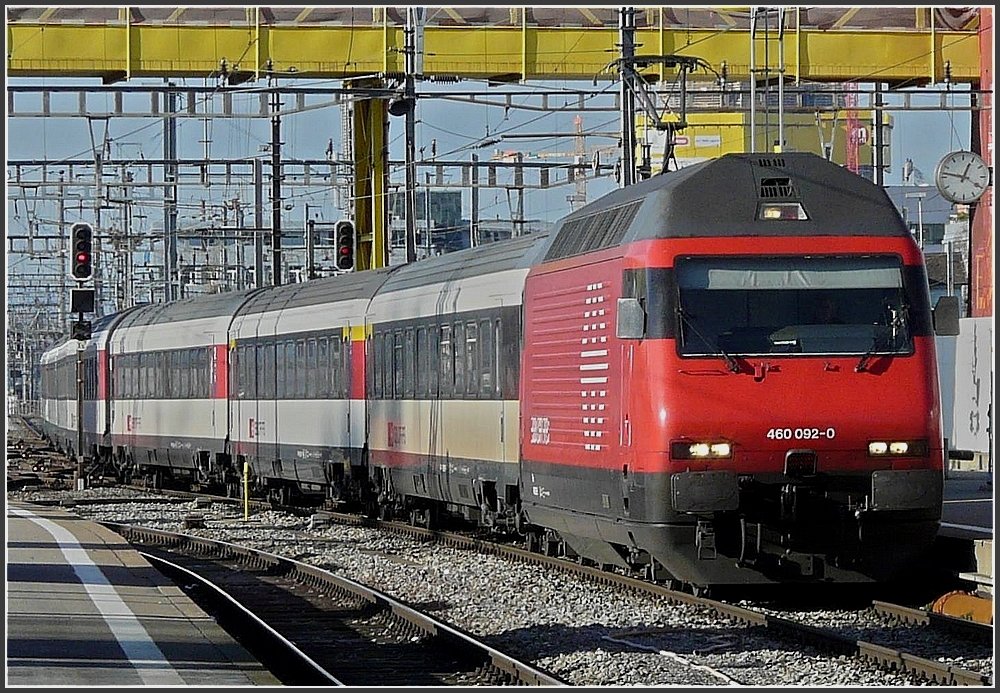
xmin=69 ymin=222 xmax=95 ymax=489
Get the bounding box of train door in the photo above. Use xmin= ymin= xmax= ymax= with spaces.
xmin=619 ymin=339 xmax=634 ymax=518
xmin=484 ymin=316 xmax=505 ymax=465
xmin=263 ymin=336 xmax=283 ymax=481
xmin=342 ymin=323 xmax=355 ymax=465
xmin=227 ymin=331 xmax=253 ymax=487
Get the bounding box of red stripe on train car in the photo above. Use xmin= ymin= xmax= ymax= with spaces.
xmin=214 ymin=344 xmax=228 ymax=399
xmin=97 ymin=349 xmax=107 ymax=401
xmin=350 ymin=336 xmax=366 ymax=400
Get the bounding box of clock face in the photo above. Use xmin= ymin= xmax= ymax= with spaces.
xmin=934 ymin=150 xmax=990 ymax=204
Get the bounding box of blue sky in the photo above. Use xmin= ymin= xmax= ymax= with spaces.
xmin=6 ymin=76 xmax=975 ymax=234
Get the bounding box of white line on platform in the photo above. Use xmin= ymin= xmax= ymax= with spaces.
xmin=940 ymin=521 xmax=994 ymax=534
xmin=9 ymin=506 xmax=187 ymax=685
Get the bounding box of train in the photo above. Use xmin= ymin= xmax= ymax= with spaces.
xmin=37 ymin=152 xmax=959 ymax=589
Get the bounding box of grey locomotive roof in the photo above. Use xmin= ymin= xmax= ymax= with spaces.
xmin=113 ymin=289 xmax=258 ymax=329
xmin=376 ymin=231 xmax=553 ymax=294
xmin=234 ymin=266 xmax=394 ymax=315
xmin=544 ymin=152 xmax=911 ymax=262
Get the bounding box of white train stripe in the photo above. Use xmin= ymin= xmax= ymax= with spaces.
xmin=580 ymin=350 xmax=609 ymax=358
xmin=580 ymin=377 xmax=609 ymax=384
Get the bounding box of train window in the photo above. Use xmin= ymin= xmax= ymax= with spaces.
xmin=453 ymin=321 xmax=466 ymax=397
xmin=230 ymin=346 xmax=240 ymax=399
xmin=276 ymin=341 xmax=287 ymax=399
xmin=198 ymin=348 xmax=209 ymax=398
xmin=385 ymin=332 xmax=395 ymax=399
xmin=287 ymin=341 xmax=298 ymax=399
xmin=191 ymin=349 xmax=200 ymax=398
xmin=251 ymin=343 xmax=259 ymax=400
xmin=428 ymin=324 xmax=439 ymax=398
xmin=466 ymin=321 xmax=479 ymax=397
xmin=165 ymin=351 xmax=173 ymax=398
xmin=209 ymin=347 xmax=217 ymax=399
xmin=181 ymin=350 xmax=192 ymax=398
xmin=372 ymin=333 xmax=383 ymax=399
xmin=404 ymin=328 xmax=415 ymax=399
xmin=129 ymin=354 xmax=137 ymax=398
xmin=488 ymin=319 xmax=500 ymax=397
xmin=317 ymin=337 xmax=329 ymax=398
xmin=333 ymin=334 xmax=344 ymax=398
xmin=295 ymin=340 xmax=306 ymax=399
xmin=181 ymin=350 xmax=189 ymax=398
xmin=393 ymin=331 xmax=404 ymax=399
xmin=676 ymin=256 xmax=912 ymax=357
xmin=192 ymin=349 xmax=199 ymax=398
xmin=137 ymin=354 xmax=146 ymax=399
xmin=306 ymin=339 xmax=317 ymax=399
xmin=166 ymin=351 xmax=171 ymax=399
xmin=261 ymin=343 xmax=273 ymax=400
xmin=439 ymin=325 xmax=453 ymax=397
xmin=416 ymin=326 xmax=428 ymax=397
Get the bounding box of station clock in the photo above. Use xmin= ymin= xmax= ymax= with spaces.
xmin=933 ymin=150 xmax=991 ymax=204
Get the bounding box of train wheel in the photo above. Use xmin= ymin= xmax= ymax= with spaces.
xmin=525 ymin=531 xmax=541 ymax=554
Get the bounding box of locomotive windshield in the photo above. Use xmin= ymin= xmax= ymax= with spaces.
xmin=675 ymin=255 xmax=913 ymax=358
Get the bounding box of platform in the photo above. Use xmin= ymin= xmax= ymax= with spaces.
xmin=5 ymin=501 xmax=280 ymax=686
xmin=938 ymin=469 xmax=993 ymax=597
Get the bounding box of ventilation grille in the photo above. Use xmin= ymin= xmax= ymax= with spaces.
xmin=544 ymin=201 xmax=641 ymax=261
xmin=755 ymin=157 xmax=786 ymax=168
xmin=760 ymin=177 xmax=796 ymax=198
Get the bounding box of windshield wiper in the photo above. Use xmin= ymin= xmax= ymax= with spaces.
xmin=678 ymin=308 xmax=740 ymax=373
xmin=857 ymin=305 xmax=907 ymax=372
xmin=854 ymin=332 xmax=885 ymax=372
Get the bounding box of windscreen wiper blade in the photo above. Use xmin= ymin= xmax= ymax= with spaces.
xmin=678 ymin=308 xmax=740 ymax=373
xmin=855 ymin=332 xmax=886 ymax=372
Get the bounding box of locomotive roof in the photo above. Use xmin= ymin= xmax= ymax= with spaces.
xmin=543 ymin=152 xmax=911 ymax=262
xmin=234 ymin=266 xmax=394 ymax=315
xmin=377 ymin=231 xmax=552 ymax=294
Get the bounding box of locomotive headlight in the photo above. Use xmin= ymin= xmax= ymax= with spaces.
xmin=868 ymin=441 xmax=889 ymax=455
xmin=868 ymin=440 xmax=929 ymax=457
xmin=710 ymin=443 xmax=731 ymax=457
xmin=690 ymin=443 xmax=711 ymax=458
xmin=671 ymin=440 xmax=733 ymax=460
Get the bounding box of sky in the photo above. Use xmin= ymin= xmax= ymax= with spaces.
xmin=6 ymin=74 xmax=975 ymax=232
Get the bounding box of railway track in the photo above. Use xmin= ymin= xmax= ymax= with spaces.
xmin=7 ymin=421 xmax=992 ymax=686
xmin=16 ymin=488 xmax=992 ymax=687
xmin=111 ymin=524 xmax=565 ymax=686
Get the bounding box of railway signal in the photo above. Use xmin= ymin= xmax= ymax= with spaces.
xmin=335 ymin=220 xmax=355 ymax=270
xmin=71 ymin=318 xmax=91 ymax=341
xmin=70 ymin=222 xmax=93 ymax=280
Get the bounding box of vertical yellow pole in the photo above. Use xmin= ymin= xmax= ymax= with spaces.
xmin=243 ymin=459 xmax=249 ymax=520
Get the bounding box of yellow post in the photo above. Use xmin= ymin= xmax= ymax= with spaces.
xmin=243 ymin=459 xmax=249 ymax=521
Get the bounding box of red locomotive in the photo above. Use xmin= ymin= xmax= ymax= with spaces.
xmin=38 ymin=153 xmax=956 ymax=589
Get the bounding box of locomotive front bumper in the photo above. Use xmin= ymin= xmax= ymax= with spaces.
xmin=668 ymin=468 xmax=943 ymax=514
xmin=869 ymin=469 xmax=943 ymax=510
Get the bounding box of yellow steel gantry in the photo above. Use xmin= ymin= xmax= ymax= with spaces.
xmin=6 ymin=7 xmax=983 ymax=83
xmin=6 ymin=7 xmax=985 ymax=269
xmin=6 ymin=7 xmax=980 ymax=83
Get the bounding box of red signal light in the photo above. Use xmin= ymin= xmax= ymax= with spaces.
xmin=70 ymin=222 xmax=94 ymax=280
xmin=335 ymin=220 xmax=354 ymax=270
